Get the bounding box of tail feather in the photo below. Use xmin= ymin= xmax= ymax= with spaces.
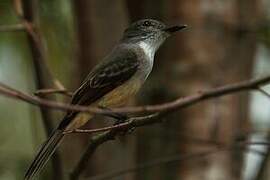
xmin=24 ymin=129 xmax=64 ymax=180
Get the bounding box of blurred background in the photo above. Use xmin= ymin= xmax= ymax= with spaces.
xmin=1 ymin=0 xmax=270 ymax=180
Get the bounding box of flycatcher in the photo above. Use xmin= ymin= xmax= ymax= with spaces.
xmin=25 ymin=19 xmax=186 ymax=179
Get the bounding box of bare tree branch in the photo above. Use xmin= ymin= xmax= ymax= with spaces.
xmin=0 ymin=75 xmax=270 ymax=115
xmin=69 ymin=76 xmax=270 ymax=179
xmin=1 ymin=75 xmax=270 ymax=179
xmin=64 ymin=113 xmax=159 ymax=135
xmin=13 ymin=0 xmax=66 ymax=91
xmin=0 ymin=81 xmax=104 ymax=113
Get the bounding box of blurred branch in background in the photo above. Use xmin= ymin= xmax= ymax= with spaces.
xmin=0 ymin=0 xmax=269 ymax=179
xmin=89 ymin=150 xmax=224 ymax=180
xmin=13 ymin=0 xmax=66 ymax=91
xmin=255 ymin=138 xmax=270 ymax=180
xmin=11 ymin=0 xmax=65 ymax=179
xmin=1 ymin=73 xmax=270 ymax=179
xmin=69 ymin=73 xmax=270 ymax=179
xmin=88 ymin=140 xmax=270 ymax=180
xmin=254 ymin=88 xmax=270 ymax=180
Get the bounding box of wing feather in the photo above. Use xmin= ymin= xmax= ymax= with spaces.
xmin=58 ymin=50 xmax=139 ymax=129
xmin=72 ymin=52 xmax=139 ymax=105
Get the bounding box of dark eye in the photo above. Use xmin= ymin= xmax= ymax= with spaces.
xmin=143 ymin=21 xmax=151 ymax=27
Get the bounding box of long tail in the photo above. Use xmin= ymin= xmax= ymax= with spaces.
xmin=24 ymin=129 xmax=64 ymax=180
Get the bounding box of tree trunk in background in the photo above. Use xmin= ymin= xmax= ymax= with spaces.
xmin=127 ymin=0 xmax=262 ymax=179
xmin=67 ymin=1 xmax=136 ymax=179
xmin=22 ymin=1 xmax=64 ymax=179
xmin=171 ymin=0 xmax=262 ymax=179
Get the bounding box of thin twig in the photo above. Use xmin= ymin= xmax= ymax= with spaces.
xmin=64 ymin=113 xmax=159 ymax=135
xmin=68 ymin=112 xmax=268 ymax=179
xmin=0 ymin=82 xmax=105 ymax=114
xmin=89 ymin=150 xmax=223 ymax=180
xmin=1 ymin=75 xmax=270 ymax=179
xmin=13 ymin=0 xmax=66 ymax=91
xmin=69 ymin=75 xmax=270 ymax=180
xmin=64 ymin=121 xmax=132 ymax=134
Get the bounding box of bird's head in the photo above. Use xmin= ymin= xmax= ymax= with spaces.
xmin=122 ymin=19 xmax=187 ymax=51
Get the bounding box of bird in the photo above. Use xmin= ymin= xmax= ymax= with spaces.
xmin=24 ymin=18 xmax=187 ymax=180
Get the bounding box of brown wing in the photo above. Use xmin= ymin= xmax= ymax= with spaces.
xmin=71 ymin=53 xmax=139 ymax=105
xmin=58 ymin=50 xmax=139 ymax=129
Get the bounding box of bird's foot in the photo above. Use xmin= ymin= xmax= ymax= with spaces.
xmin=98 ymin=106 xmax=135 ymax=135
xmin=112 ymin=114 xmax=135 ymax=135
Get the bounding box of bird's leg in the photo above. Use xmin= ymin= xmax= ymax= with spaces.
xmin=111 ymin=113 xmax=136 ymax=135
xmin=98 ymin=106 xmax=128 ymax=124
xmin=98 ymin=106 xmax=135 ymax=134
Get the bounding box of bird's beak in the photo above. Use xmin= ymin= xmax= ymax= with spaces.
xmin=164 ymin=24 xmax=187 ymax=33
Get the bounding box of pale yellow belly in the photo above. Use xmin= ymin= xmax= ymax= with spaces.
xmin=66 ymin=79 xmax=142 ymax=130
xmin=98 ymin=79 xmax=141 ymax=107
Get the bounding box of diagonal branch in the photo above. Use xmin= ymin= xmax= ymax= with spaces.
xmin=63 ymin=113 xmax=159 ymax=134
xmin=13 ymin=0 xmax=66 ymax=91
xmin=68 ymin=76 xmax=270 ymax=179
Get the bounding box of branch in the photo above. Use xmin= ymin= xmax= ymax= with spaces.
xmin=13 ymin=0 xmax=65 ymax=91
xmin=69 ymin=108 xmax=268 ymax=179
xmin=1 ymin=76 xmax=270 ymax=179
xmin=85 ymin=141 xmax=269 ymax=180
xmin=0 ymin=82 xmax=104 ymax=114
xmin=0 ymin=75 xmax=270 ymax=115
xmin=69 ymin=76 xmax=270 ymax=179
xmin=64 ymin=113 xmax=159 ymax=135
